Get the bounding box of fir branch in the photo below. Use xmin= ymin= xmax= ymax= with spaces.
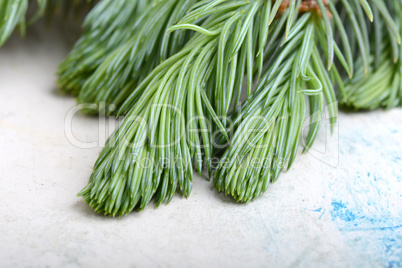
xmin=78 ymin=0 xmax=268 ymax=216
xmin=0 ymin=0 xmax=29 ymax=46
xmin=0 ymin=0 xmax=94 ymax=47
xmin=211 ymin=0 xmax=398 ymax=202
xmin=213 ymin=13 xmax=340 ymax=201
xmin=342 ymin=0 xmax=402 ymax=109
xmin=57 ymin=0 xmax=155 ymax=96
xmin=2 ymin=0 xmax=401 ymax=216
xmin=73 ymin=0 xmax=198 ymax=113
xmin=76 ymin=0 xmax=401 ymax=215
xmin=0 ymin=0 xmax=392 ymax=214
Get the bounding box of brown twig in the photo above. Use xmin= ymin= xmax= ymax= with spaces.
xmin=276 ymin=0 xmax=332 ymax=18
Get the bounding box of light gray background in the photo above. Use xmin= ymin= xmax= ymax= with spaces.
xmin=0 ymin=22 xmax=401 ymax=268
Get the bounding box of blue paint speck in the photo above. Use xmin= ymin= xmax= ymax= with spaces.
xmin=305 ymin=207 xmax=325 ymax=219
xmin=331 ymin=201 xmax=357 ymax=222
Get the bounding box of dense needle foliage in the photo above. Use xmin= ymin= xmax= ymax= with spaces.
xmin=1 ymin=0 xmax=401 ymax=216
xmin=342 ymin=0 xmax=402 ymax=109
xmin=0 ymin=0 xmax=94 ymax=46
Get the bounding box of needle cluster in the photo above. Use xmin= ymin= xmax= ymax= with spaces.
xmin=1 ymin=0 xmax=401 ymax=216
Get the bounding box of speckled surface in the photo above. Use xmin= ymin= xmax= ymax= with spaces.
xmin=0 ymin=23 xmax=401 ymax=268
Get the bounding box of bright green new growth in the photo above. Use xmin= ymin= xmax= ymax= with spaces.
xmin=214 ymin=13 xmax=339 ymax=201
xmin=1 ymin=0 xmax=402 ymax=216
xmin=75 ymin=0 xmax=199 ymax=114
xmin=57 ymin=0 xmax=153 ymax=96
xmin=213 ymin=0 xmax=401 ymax=201
xmin=78 ymin=0 xmax=401 ymax=215
xmin=78 ymin=0 xmax=272 ymax=216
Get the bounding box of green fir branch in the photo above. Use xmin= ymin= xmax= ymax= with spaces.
xmin=0 ymin=0 xmax=95 ymax=47
xmin=2 ymin=0 xmax=402 ymax=216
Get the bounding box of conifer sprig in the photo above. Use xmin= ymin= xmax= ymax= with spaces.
xmin=2 ymin=0 xmax=402 ymax=216
xmin=0 ymin=0 xmax=94 ymax=47
xmin=0 ymin=0 xmax=29 ymax=46
xmin=212 ymin=0 xmax=402 ymax=202
xmin=57 ymin=0 xmax=153 ymax=96
xmin=78 ymin=0 xmax=269 ymax=216
xmin=77 ymin=0 xmax=400 ymax=215
xmin=75 ymin=0 xmax=201 ymax=114
xmin=213 ymin=12 xmax=340 ymax=201
xmin=342 ymin=0 xmax=402 ymax=109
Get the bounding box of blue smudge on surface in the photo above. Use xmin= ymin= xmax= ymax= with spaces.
xmin=329 ymin=116 xmax=402 ymax=267
xmin=384 ymin=237 xmax=402 ymax=268
xmin=331 ymin=201 xmax=357 ymax=222
xmin=327 ymin=165 xmax=402 ymax=267
xmin=329 ymin=200 xmax=402 ymax=267
xmin=305 ymin=207 xmax=325 ymax=219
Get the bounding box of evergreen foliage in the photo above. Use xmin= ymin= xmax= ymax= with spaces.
xmin=1 ymin=0 xmax=401 ymax=216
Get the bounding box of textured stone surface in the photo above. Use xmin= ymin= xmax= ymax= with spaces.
xmin=0 ymin=23 xmax=401 ymax=268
